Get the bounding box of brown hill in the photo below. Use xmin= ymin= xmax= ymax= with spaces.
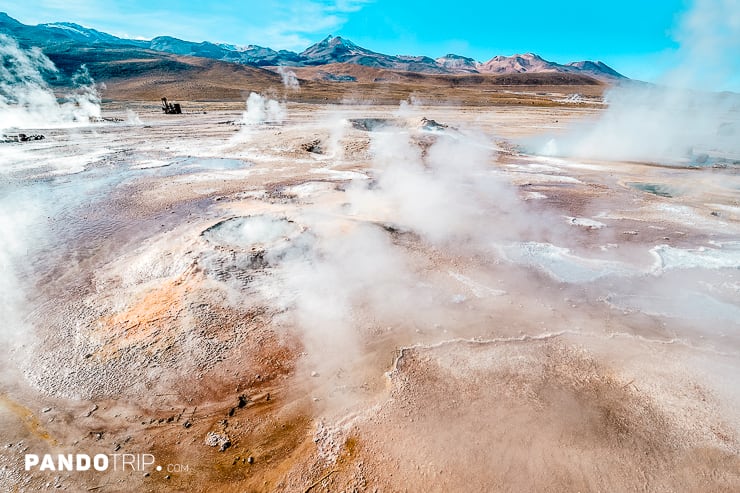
xmin=283 ymin=63 xmax=603 ymax=86
xmin=47 ymin=48 xmax=606 ymax=104
xmin=47 ymin=47 xmax=283 ymax=101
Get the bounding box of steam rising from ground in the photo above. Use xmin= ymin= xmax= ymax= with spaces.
xmin=0 ymin=191 xmax=42 ymax=348
xmin=125 ymin=109 xmax=143 ymax=125
xmin=277 ymin=66 xmax=300 ymax=90
xmin=262 ymin=112 xmax=544 ymax=377
xmin=536 ymin=0 xmax=740 ymax=164
xmin=0 ymin=35 xmax=102 ymax=346
xmin=276 ymin=222 xmax=411 ymax=374
xmin=232 ymin=102 xmax=738 ymax=382
xmin=349 ymin=127 xmax=522 ymax=245
xmin=240 ymin=92 xmax=286 ymax=125
xmin=1 ymin=90 xmax=738 ymax=493
xmin=0 ymin=34 xmax=101 ymax=133
xmin=0 ymin=13 xmax=737 ymax=486
xmin=540 ymin=87 xmax=740 ymax=163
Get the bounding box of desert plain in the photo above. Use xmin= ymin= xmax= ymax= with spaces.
xmin=0 ymin=85 xmax=739 ymax=493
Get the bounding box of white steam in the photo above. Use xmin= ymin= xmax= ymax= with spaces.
xmin=0 ymin=34 xmax=101 ymax=133
xmin=0 ymin=190 xmax=43 ymax=348
xmin=265 ymin=110 xmax=537 ymax=379
xmin=276 ymin=221 xmax=411 ymax=375
xmin=277 ymin=66 xmax=300 ymax=90
xmin=668 ymin=0 xmax=740 ymax=90
xmin=348 ymin=125 xmax=522 ymax=245
xmin=240 ymin=92 xmax=286 ymax=125
xmin=327 ymin=115 xmax=349 ymax=160
xmin=536 ymin=0 xmax=740 ymax=165
xmin=539 ymin=87 xmax=740 ymax=163
xmin=125 ymin=109 xmax=143 ymax=125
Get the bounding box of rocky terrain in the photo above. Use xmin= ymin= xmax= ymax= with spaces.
xmin=0 ymin=98 xmax=738 ymax=492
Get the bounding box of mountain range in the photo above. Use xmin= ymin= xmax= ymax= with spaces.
xmin=0 ymin=12 xmax=626 ymax=80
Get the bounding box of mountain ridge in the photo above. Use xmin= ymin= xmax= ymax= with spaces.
xmin=0 ymin=13 xmax=626 ymax=80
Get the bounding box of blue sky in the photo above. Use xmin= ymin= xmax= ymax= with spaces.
xmin=1 ymin=0 xmax=733 ymax=83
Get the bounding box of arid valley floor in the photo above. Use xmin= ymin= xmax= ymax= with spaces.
xmin=1 ymin=96 xmax=739 ymax=492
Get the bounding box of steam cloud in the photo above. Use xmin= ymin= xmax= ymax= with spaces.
xmin=267 ymin=111 xmax=538 ymax=379
xmin=0 ymin=190 xmax=43 ymax=349
xmin=276 ymin=221 xmax=410 ymax=375
xmin=536 ymin=0 xmax=740 ymax=165
xmin=125 ymin=109 xmax=143 ymax=125
xmin=277 ymin=66 xmax=300 ymax=90
xmin=348 ymin=127 xmax=522 ymax=245
xmin=539 ymin=88 xmax=740 ymax=163
xmin=240 ymin=92 xmax=286 ymax=124
xmin=0 ymin=34 xmax=101 ymax=133
xmin=258 ymin=101 xmax=738 ymax=384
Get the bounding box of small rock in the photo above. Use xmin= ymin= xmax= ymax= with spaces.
xmin=301 ymin=139 xmax=323 ymax=154
xmin=205 ymin=431 xmax=231 ymax=452
xmin=41 ymin=408 xmax=51 ymax=413
xmin=165 ymin=475 xmax=170 ymax=480
xmin=143 ymin=472 xmax=150 ymax=477
xmin=183 ymin=420 xmax=192 ymax=429
xmin=237 ymin=395 xmax=248 ymax=408
xmin=1 ymin=133 xmax=45 ymax=143
xmin=419 ymin=117 xmax=448 ymax=131
xmin=311 ymin=371 xmax=319 ymax=377
xmin=247 ymin=456 xmax=254 ymax=464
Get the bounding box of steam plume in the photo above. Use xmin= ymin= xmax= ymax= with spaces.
xmin=535 ymin=0 xmax=740 ymax=165
xmin=240 ymin=92 xmax=286 ymax=125
xmin=0 ymin=34 xmax=101 ymax=133
xmin=277 ymin=66 xmax=300 ymax=90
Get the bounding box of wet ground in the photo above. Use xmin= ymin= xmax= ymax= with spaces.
xmin=1 ymin=101 xmax=738 ymax=492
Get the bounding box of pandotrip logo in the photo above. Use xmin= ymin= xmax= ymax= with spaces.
xmin=24 ymin=453 xmax=190 ymax=474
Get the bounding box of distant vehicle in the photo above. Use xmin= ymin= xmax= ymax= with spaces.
xmin=161 ymin=97 xmax=182 ymax=114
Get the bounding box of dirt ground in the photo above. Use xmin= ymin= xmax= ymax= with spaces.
xmin=1 ymin=99 xmax=738 ymax=492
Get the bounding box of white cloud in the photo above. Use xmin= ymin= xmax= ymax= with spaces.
xmin=327 ymin=0 xmax=372 ymax=13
